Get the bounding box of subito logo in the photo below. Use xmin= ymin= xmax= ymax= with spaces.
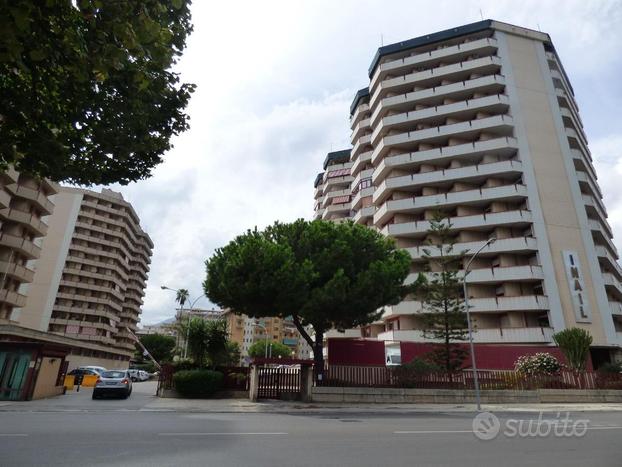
xmin=472 ymin=412 xmax=501 ymax=440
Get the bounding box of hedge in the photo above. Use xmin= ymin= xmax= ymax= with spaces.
xmin=173 ymin=370 xmax=224 ymax=398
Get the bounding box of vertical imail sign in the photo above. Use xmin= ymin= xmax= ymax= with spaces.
xmin=562 ymin=250 xmax=592 ymax=323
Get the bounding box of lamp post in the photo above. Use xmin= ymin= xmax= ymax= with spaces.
xmin=161 ymin=286 xmax=206 ymax=359
xmin=253 ymin=321 xmax=269 ymax=359
xmin=463 ymin=237 xmax=496 ymax=412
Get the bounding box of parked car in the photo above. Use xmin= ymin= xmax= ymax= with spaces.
xmin=92 ymin=370 xmax=133 ymax=399
xmin=79 ymin=366 xmax=107 ymax=374
xmin=128 ymin=369 xmax=150 ymax=382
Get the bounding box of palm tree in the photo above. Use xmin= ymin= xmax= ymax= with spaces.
xmin=174 ymin=289 xmax=189 ymax=356
xmin=176 ymin=288 xmax=189 ymax=310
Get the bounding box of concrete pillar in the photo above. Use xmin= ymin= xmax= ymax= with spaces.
xmin=300 ymin=365 xmax=314 ymax=402
xmin=249 ymin=364 xmax=259 ymax=401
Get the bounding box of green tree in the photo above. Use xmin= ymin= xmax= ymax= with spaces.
xmin=553 ymin=327 xmax=593 ymax=372
xmin=0 ymin=0 xmax=195 ymax=185
xmin=186 ymin=318 xmax=229 ymax=368
xmin=138 ymin=333 xmax=176 ymax=363
xmin=223 ymin=341 xmax=242 ymax=367
xmin=420 ymin=212 xmax=469 ymax=372
xmin=204 ymin=219 xmax=412 ymax=379
xmin=248 ymin=340 xmax=293 ymax=359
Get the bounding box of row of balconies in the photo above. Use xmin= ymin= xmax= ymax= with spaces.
xmin=370 ymin=93 xmax=510 ymax=147
xmin=407 ymin=264 xmax=544 ymax=286
xmin=406 ymin=236 xmax=537 ymax=261
xmin=74 ymin=220 xmax=151 ymax=263
xmin=381 ymin=209 xmax=533 ymax=239
xmin=0 ymin=208 xmax=49 ymax=237
xmin=376 ymin=326 xmax=553 ymax=343
xmin=383 ymin=295 xmax=550 ymax=318
xmin=0 ymin=288 xmax=27 ymax=308
xmin=0 ymin=232 xmax=41 ymax=260
xmin=370 ymin=37 xmax=499 ymax=91
xmin=80 ymin=199 xmax=152 ymax=248
xmin=370 ymin=73 xmax=506 ymax=126
xmin=371 ymin=114 xmax=514 ymax=165
xmin=321 ymin=188 xmax=350 ymax=208
xmin=77 ymin=208 xmax=153 ymax=253
xmin=373 ymin=158 xmax=523 ymax=205
xmin=66 ymin=251 xmax=130 ymax=282
xmin=3 ymin=183 xmax=54 ymax=215
xmin=374 ymin=183 xmax=528 ymax=225
xmin=53 ymin=304 xmax=119 ymax=323
xmin=55 ymin=291 xmax=123 ymax=313
xmin=370 ymin=55 xmax=503 ymax=109
xmin=0 ymin=259 xmax=34 ymax=283
xmin=59 ymin=279 xmax=125 ymax=302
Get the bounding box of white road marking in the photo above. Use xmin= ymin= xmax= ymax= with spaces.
xmin=158 ymin=432 xmax=288 ymax=436
xmin=0 ymin=434 xmax=28 ymax=437
xmin=394 ymin=430 xmax=473 ymax=434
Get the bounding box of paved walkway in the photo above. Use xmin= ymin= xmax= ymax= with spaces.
xmin=2 ymin=381 xmax=622 ymax=413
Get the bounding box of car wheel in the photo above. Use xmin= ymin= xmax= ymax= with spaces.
xmin=92 ymin=392 xmax=99 ymax=400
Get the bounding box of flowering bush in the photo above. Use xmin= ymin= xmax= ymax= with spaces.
xmin=514 ymin=353 xmax=561 ymax=376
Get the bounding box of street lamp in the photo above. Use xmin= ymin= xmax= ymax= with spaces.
xmin=253 ymin=321 xmax=270 ymax=359
xmin=161 ymin=285 xmax=207 ymax=359
xmin=463 ymin=237 xmax=496 ymax=412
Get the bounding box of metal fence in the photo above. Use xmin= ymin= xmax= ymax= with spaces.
xmin=317 ymin=365 xmax=622 ymax=390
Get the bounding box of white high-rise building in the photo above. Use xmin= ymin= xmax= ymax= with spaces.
xmin=316 ymin=20 xmax=622 ymax=362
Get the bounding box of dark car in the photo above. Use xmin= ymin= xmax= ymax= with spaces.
xmin=92 ymin=370 xmax=133 ymax=399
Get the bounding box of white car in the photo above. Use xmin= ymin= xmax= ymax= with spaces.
xmin=92 ymin=370 xmax=133 ymax=399
xmin=128 ymin=369 xmax=150 ymax=382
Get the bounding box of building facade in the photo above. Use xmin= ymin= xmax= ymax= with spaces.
xmin=0 ymin=168 xmax=57 ymax=323
xmin=314 ymin=20 xmax=622 ymax=362
xmin=19 ymin=187 xmax=153 ymax=369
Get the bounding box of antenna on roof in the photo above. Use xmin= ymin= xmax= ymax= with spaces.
xmin=479 ymin=9 xmax=484 ymax=21
xmin=537 ymin=22 xmax=541 ymax=31
xmin=380 ymin=33 xmax=384 ymax=46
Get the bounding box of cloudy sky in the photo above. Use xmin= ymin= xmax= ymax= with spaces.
xmin=109 ymin=0 xmax=622 ymax=325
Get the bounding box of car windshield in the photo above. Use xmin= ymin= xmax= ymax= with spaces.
xmin=101 ymin=371 xmax=126 ymax=379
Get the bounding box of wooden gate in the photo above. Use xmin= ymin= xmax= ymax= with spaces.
xmin=257 ymin=366 xmax=301 ymax=400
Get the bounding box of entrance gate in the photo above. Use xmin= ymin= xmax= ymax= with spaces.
xmin=257 ymin=366 xmax=301 ymax=400
xmin=0 ymin=351 xmax=31 ymax=401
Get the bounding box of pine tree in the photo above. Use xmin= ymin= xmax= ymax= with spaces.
xmin=420 ymin=211 xmax=469 ymax=373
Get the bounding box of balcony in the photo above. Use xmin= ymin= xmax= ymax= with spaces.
xmin=588 ymin=219 xmax=616 ymax=255
xmin=352 ymin=206 xmax=375 ymax=225
xmin=0 ymin=233 xmax=41 ymax=260
xmin=376 ymin=326 xmax=553 ymax=343
xmin=351 ymin=134 xmax=372 ymax=159
xmin=407 ymin=236 xmax=537 ymax=261
xmin=381 ymin=209 xmax=533 ymax=238
xmin=595 ymin=245 xmax=622 ymax=278
xmin=575 ymin=170 xmax=602 ymax=200
xmin=370 ymin=37 xmax=499 ymax=92
xmin=351 ymin=187 xmax=373 ymax=210
xmin=325 ymin=328 xmax=362 ymax=339
xmin=351 ymin=168 xmax=374 ymax=193
xmin=371 ymin=93 xmax=510 ymax=146
xmin=3 ymin=184 xmax=54 ymax=215
xmin=373 ymin=136 xmax=518 ymax=185
xmin=603 ymin=273 xmax=622 ymax=299
xmin=350 ymin=103 xmax=370 ymax=128
xmin=0 ymin=289 xmax=27 ymax=308
xmin=321 ymin=203 xmax=351 ymax=220
xmin=371 ymin=74 xmax=506 ymax=127
xmin=408 ymin=264 xmax=545 ymax=285
xmin=371 ymin=114 xmax=514 ymax=165
xmin=0 ymin=189 xmax=11 ymax=209
xmin=370 ymin=55 xmax=503 ymax=108
xmin=610 ymin=301 xmax=622 ymax=316
xmin=351 ymin=151 xmax=373 ymax=178
xmin=351 ymin=117 xmax=371 ymax=144
xmin=582 ymin=194 xmax=608 ymax=225
xmin=322 ymin=188 xmax=350 ymax=208
xmin=0 ymin=260 xmax=35 ymax=283
xmin=570 ymin=148 xmax=597 ymax=183
xmin=374 ymin=183 xmax=528 ymax=226
xmin=374 ymin=159 xmax=523 ymax=205
xmin=0 ymin=208 xmax=48 ymax=237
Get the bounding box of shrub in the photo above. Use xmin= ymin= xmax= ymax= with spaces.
xmin=553 ymin=328 xmax=593 ymax=372
xmin=514 ymin=353 xmax=561 ymax=376
xmin=173 ymin=370 xmax=224 ymax=398
xmin=394 ymin=357 xmax=441 ymax=388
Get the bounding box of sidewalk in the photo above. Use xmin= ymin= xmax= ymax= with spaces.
xmin=140 ymin=397 xmax=622 ymax=414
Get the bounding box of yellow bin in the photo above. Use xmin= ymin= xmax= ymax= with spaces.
xmin=64 ymin=375 xmax=75 ymax=390
xmin=81 ymin=374 xmax=99 ymax=387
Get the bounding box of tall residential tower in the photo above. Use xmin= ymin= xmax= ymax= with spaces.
xmin=316 ymin=20 xmax=622 ymax=361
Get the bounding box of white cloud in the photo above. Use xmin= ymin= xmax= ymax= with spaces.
xmin=108 ymin=1 xmax=622 ymax=324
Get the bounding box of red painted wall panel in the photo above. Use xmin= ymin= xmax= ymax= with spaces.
xmin=327 ymin=338 xmax=385 ymax=366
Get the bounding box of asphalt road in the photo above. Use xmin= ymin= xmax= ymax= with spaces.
xmin=2 ymin=385 xmax=622 ymax=467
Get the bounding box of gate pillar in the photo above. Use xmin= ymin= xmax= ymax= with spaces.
xmin=300 ymin=364 xmax=313 ymax=402
xmin=249 ymin=364 xmax=259 ymax=401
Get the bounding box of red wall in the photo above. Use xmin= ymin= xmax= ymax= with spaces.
xmin=327 ymin=338 xmax=385 ymax=366
xmin=400 ymin=342 xmax=593 ymax=371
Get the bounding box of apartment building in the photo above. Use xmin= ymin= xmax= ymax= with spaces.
xmin=314 ymin=150 xmax=354 ymax=223
xmin=315 ymin=20 xmax=622 ymax=362
xmin=0 ymin=168 xmax=57 ymax=323
xmin=19 ymin=187 xmax=153 ymax=369
xmin=223 ymin=310 xmax=312 ymax=362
